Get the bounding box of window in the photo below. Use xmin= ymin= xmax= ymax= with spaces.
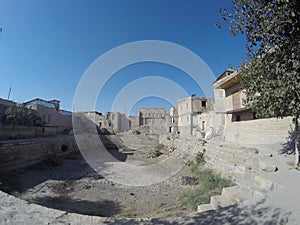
xmin=171 ymin=117 xmax=174 ymax=123
xmin=187 ymin=115 xmax=189 ymax=122
xmin=47 ymin=114 xmax=51 ymax=123
xmin=236 ymin=115 xmax=241 ymax=121
xmin=202 ymin=101 xmax=207 ymax=108
xmin=186 ymin=103 xmax=188 ymax=108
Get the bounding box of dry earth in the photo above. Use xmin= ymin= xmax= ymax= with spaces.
xmin=0 ymin=145 xmax=198 ymax=219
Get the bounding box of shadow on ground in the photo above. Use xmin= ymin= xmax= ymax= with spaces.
xmin=33 ymin=195 xmax=121 ymax=217
xmin=0 ymin=135 xmax=133 ymax=192
xmin=101 ymin=199 xmax=290 ymax=225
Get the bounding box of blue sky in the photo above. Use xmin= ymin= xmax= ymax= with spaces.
xmin=0 ymin=0 xmax=246 ymax=115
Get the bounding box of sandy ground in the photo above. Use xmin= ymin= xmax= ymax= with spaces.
xmin=0 ymin=147 xmax=198 ymax=219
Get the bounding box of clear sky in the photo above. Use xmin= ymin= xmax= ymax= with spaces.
xmin=0 ymin=0 xmax=246 ymax=115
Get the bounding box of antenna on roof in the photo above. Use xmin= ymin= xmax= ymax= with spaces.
xmin=7 ymin=87 xmax=12 ymax=100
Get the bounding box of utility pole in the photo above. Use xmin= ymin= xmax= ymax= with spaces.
xmin=7 ymin=87 xmax=12 ymax=100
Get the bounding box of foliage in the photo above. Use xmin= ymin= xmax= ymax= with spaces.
xmin=180 ymin=153 xmax=234 ymax=210
xmin=218 ymin=1 xmax=300 ymax=162
xmin=218 ymin=0 xmax=300 ymax=119
xmin=180 ymin=169 xmax=234 ymax=210
xmin=4 ymin=106 xmax=43 ymax=127
xmin=155 ymin=143 xmax=165 ymax=150
xmin=189 ymin=151 xmax=206 ymax=175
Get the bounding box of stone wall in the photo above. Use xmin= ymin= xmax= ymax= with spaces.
xmin=0 ymin=135 xmax=78 ymax=172
xmin=0 ymin=125 xmax=59 ymax=139
xmin=224 ymin=115 xmax=293 ymax=147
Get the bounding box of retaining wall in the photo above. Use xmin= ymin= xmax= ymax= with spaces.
xmin=0 ymin=135 xmax=78 ymax=172
xmin=224 ymin=115 xmax=293 ymax=147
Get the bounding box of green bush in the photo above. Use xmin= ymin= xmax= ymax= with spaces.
xmin=155 ymin=144 xmax=165 ymax=150
xmin=180 ymin=152 xmax=234 ymax=210
xmin=195 ymin=151 xmax=205 ymax=165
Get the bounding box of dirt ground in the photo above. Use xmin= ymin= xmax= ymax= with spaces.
xmin=0 ymin=145 xmax=199 ymax=219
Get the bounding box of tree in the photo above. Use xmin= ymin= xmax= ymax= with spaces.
xmin=218 ymin=0 xmax=300 ymax=167
xmin=4 ymin=106 xmax=43 ymax=138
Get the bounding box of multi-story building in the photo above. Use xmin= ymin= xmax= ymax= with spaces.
xmin=169 ymin=106 xmax=178 ymax=134
xmin=139 ymin=108 xmax=166 ymax=134
xmin=213 ymin=69 xmax=255 ymax=122
xmin=177 ymin=96 xmax=212 ymax=137
xmin=23 ymin=98 xmax=72 ymax=130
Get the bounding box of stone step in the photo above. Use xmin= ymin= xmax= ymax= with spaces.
xmin=254 ymin=175 xmax=276 ymax=191
xmin=235 ymin=180 xmax=266 ymax=197
xmin=210 ymin=195 xmax=235 ymax=209
xmin=204 ymin=145 xmax=257 ymax=157
xmin=259 ymin=159 xmax=278 ymax=172
xmin=197 ymin=203 xmax=215 ymax=213
xmin=222 ymin=186 xmax=253 ymax=204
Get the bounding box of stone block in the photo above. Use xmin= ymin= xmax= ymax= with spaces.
xmin=259 ymin=159 xmax=278 ymax=172
xmin=254 ymin=175 xmax=276 ymax=190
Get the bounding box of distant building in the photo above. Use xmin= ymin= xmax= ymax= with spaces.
xmin=177 ymin=96 xmax=212 ymax=137
xmin=23 ymin=98 xmax=72 ymax=131
xmin=81 ymin=111 xmax=104 ymax=127
xmin=128 ymin=115 xmax=139 ymax=129
xmin=169 ymin=106 xmax=178 ymax=134
xmin=139 ymin=108 xmax=166 ymax=134
xmin=0 ymin=98 xmax=17 ymax=122
xmin=104 ymin=112 xmax=130 ymax=133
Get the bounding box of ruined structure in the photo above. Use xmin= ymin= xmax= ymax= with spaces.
xmin=177 ymin=96 xmax=213 ymax=137
xmin=138 ymin=108 xmax=167 ymax=134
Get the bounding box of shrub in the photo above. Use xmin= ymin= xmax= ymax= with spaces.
xmin=180 ymin=152 xmax=234 ymax=210
xmin=155 ymin=144 xmax=165 ymax=150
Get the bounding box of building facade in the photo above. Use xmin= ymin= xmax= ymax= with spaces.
xmin=169 ymin=106 xmax=178 ymax=134
xmin=23 ymin=98 xmax=72 ymax=131
xmin=139 ymin=108 xmax=166 ymax=134
xmin=177 ymin=96 xmax=211 ymax=137
xmin=104 ymin=112 xmax=130 ymax=133
xmin=213 ymin=69 xmax=255 ymax=122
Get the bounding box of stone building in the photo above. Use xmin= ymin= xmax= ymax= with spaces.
xmin=139 ymin=108 xmax=166 ymax=134
xmin=213 ymin=69 xmax=293 ymax=147
xmin=213 ymin=69 xmax=255 ymax=122
xmin=128 ymin=115 xmax=139 ymax=129
xmin=23 ymin=98 xmax=72 ymax=131
xmin=177 ymin=96 xmax=212 ymax=137
xmin=104 ymin=112 xmax=130 ymax=133
xmin=168 ymin=106 xmax=178 ymax=134
xmin=81 ymin=111 xmax=104 ymax=127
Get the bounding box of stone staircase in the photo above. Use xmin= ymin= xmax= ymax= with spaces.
xmin=197 ymin=174 xmax=276 ymax=213
xmin=197 ymin=136 xmax=278 ymax=213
